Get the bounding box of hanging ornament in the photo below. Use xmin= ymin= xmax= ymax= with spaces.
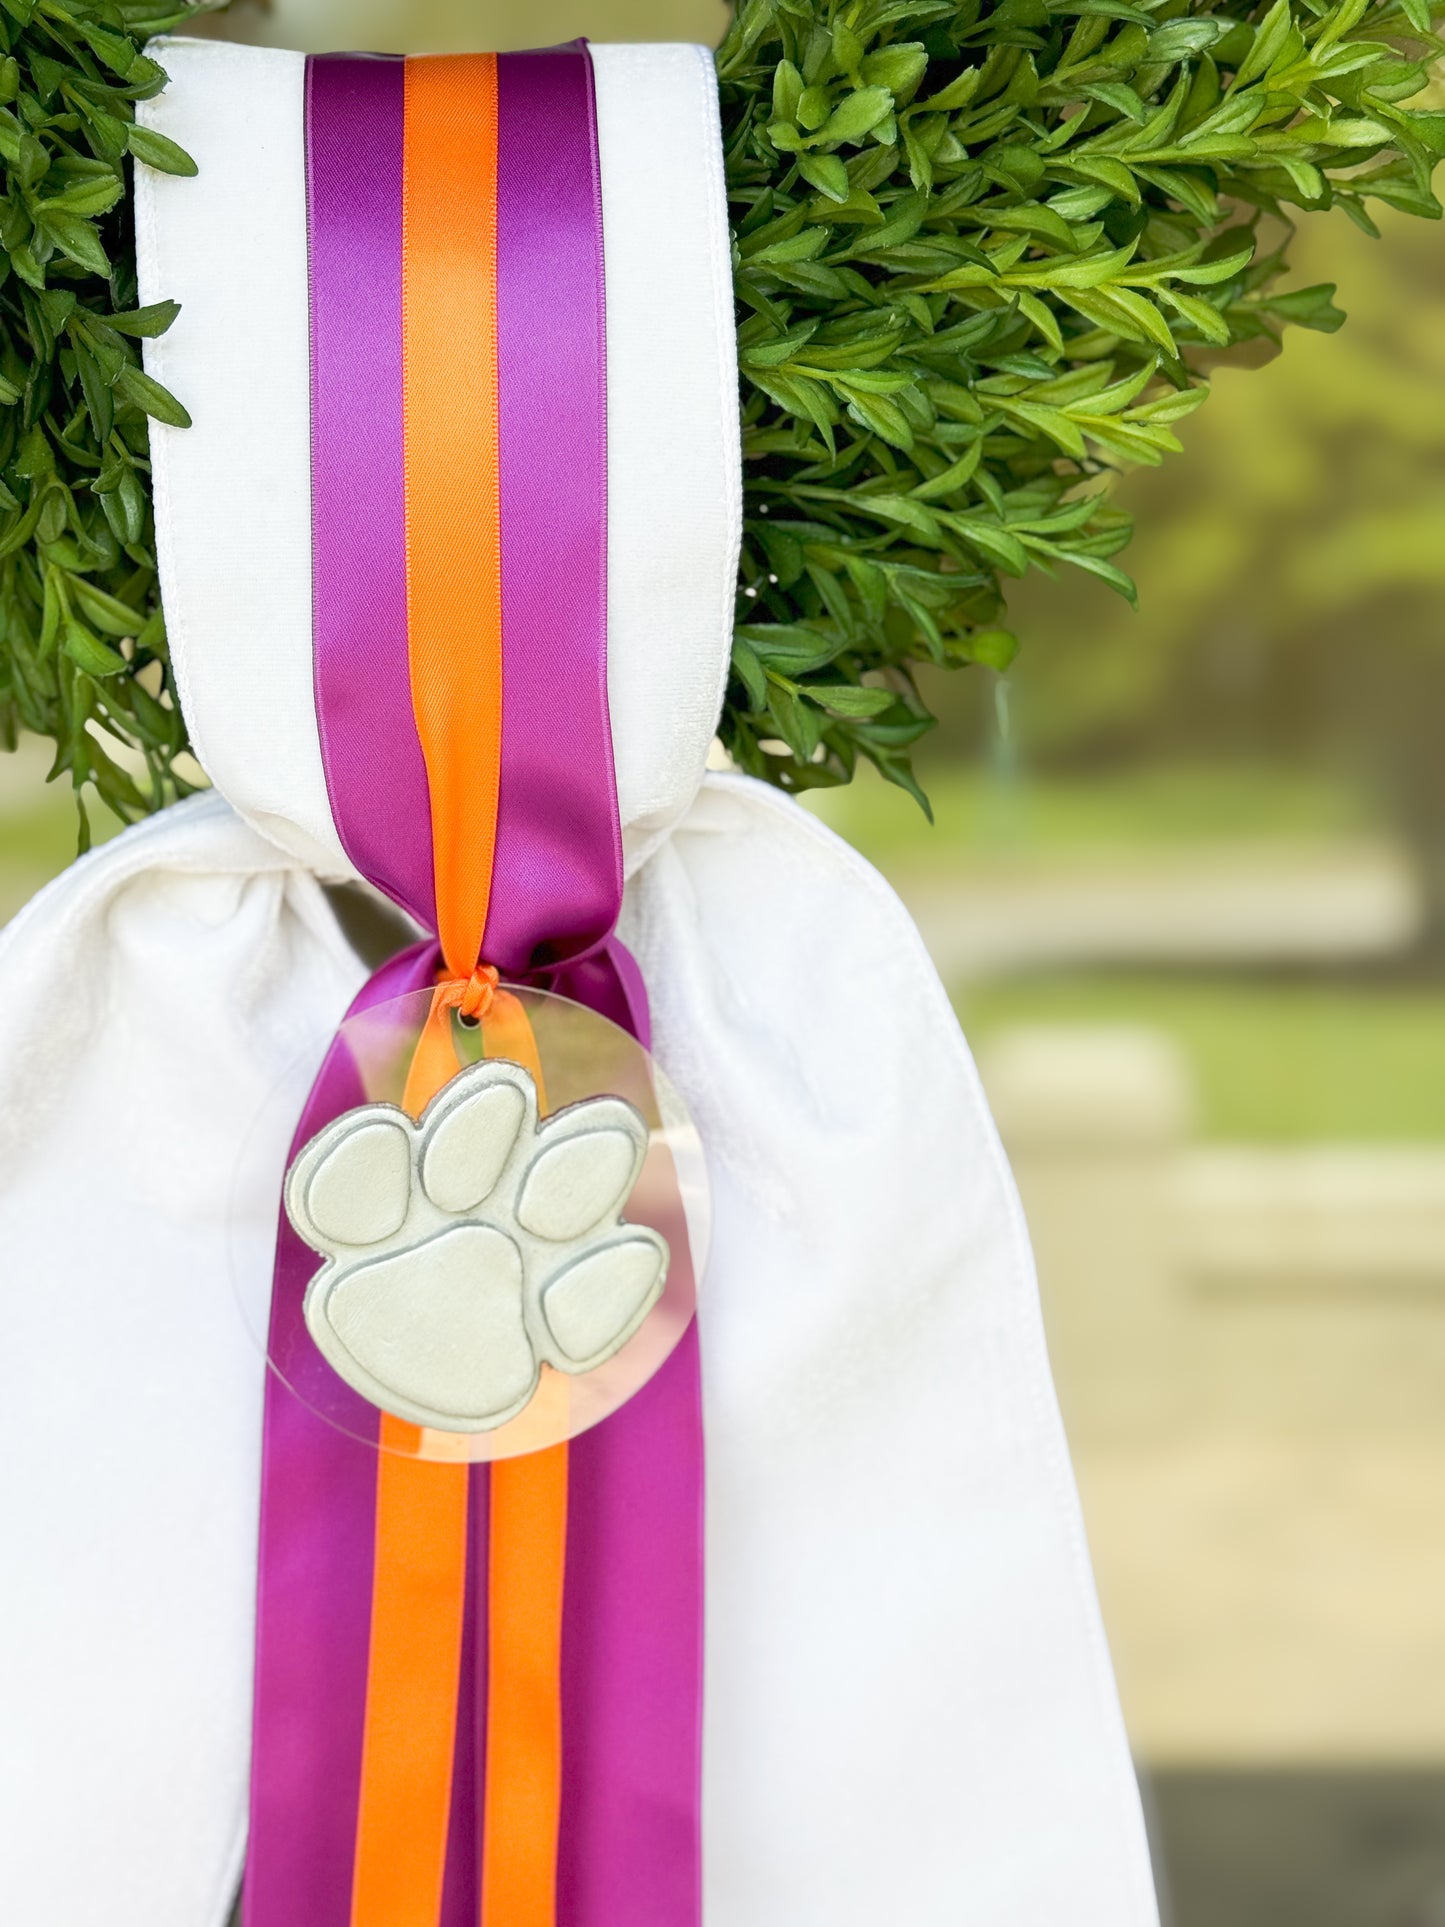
xmin=279 ymin=983 xmax=704 ymax=1455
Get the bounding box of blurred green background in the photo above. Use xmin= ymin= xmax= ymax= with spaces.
xmin=8 ymin=4 xmax=1445 ymax=1921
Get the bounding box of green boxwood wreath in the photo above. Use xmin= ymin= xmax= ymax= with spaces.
xmin=0 ymin=0 xmax=1441 ymax=836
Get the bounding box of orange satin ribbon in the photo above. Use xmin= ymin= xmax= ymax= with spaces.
xmin=480 ymin=1001 xmax=569 ymax=1927
xmin=350 ymin=53 xmax=567 ymax=1927
xmin=351 ymin=1439 xmax=469 ymax=1927
xmin=403 ymin=52 xmax=503 ymax=983
xmin=350 ymin=997 xmax=470 ymax=1926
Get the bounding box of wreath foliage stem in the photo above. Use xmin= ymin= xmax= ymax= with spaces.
xmin=0 ymin=0 xmax=1441 ymax=832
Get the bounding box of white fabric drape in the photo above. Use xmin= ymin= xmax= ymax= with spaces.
xmin=0 ymin=34 xmax=1158 ymax=1927
xmin=0 ymin=797 xmax=363 ymax=1925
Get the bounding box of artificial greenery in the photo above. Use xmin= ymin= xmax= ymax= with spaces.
xmin=0 ymin=0 xmax=1442 ymax=828
xmin=716 ymin=0 xmax=1445 ymax=807
xmin=0 ymin=0 xmax=204 ymax=845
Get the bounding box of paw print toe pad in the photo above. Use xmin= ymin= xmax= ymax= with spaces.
xmin=517 ymin=1121 xmax=642 ymax=1242
xmin=305 ymin=1117 xmax=411 ymax=1246
xmin=422 ymin=1079 xmax=527 ymax=1214
xmin=543 ymin=1236 xmax=667 ymax=1364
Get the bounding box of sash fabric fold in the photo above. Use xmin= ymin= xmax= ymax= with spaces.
xmin=244 ymin=45 xmax=703 ymax=1927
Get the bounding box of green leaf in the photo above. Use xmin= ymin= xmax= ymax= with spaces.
xmin=797 ymin=152 xmax=851 ymax=202
xmin=741 ymin=323 xmax=819 ymax=368
xmin=735 ymin=622 xmax=842 ymax=670
xmin=748 ymin=226 xmax=829 ymax=266
xmin=917 ymin=67 xmax=981 ymax=113
xmin=1264 ymin=282 xmax=1346 ymax=332
xmin=998 ymin=398 xmax=1088 ymax=458
xmin=126 ymin=124 xmax=198 ymax=177
xmin=1072 ymin=284 xmax=1178 ymax=353
xmin=104 ymin=300 xmax=182 ymax=339
xmin=34 ymin=209 xmax=110 ymax=275
xmin=1157 ymin=287 xmax=1231 ymax=344
xmin=114 ymin=364 xmax=192 ymax=428
xmin=806 ymin=683 xmax=897 ymax=716
xmin=68 ymin=576 xmax=146 ymax=637
xmin=859 ymin=43 xmax=928 ymax=100
xmin=1084 ymin=82 xmax=1148 ymax=124
xmin=796 ymin=83 xmax=832 ymax=132
xmin=63 ymin=618 xmax=128 ymax=678
xmin=730 ymin=637 xmax=769 ymax=709
xmin=959 ymin=627 xmax=1020 ymax=670
xmin=943 ymin=516 xmax=1031 ymax=575
xmin=1231 ymin=0 xmax=1292 ymax=88
xmin=30 ymin=51 xmax=67 ymax=101
xmin=831 ymin=20 xmax=864 ymax=74
xmin=1061 ymin=551 xmax=1138 ymax=603
xmin=1402 ymin=114 xmax=1445 ymax=161
xmin=71 ymin=337 xmax=114 ymax=443
xmin=35 ymin=178 xmax=124 ymax=218
xmin=815 ymin=86 xmax=893 ymax=147
xmin=1066 ymin=156 xmax=1142 ymax=203
xmin=840 ymin=386 xmax=915 ymax=448
xmin=1157 ymin=244 xmax=1254 ymax=287
xmin=772 ymin=58 xmax=803 ymax=125
xmin=1013 ymin=290 xmax=1064 ymax=353
xmin=78 ymin=22 xmax=140 ymax=79
xmin=767 ymin=682 xmax=824 ymax=760
xmin=913 ymin=439 xmax=983 ymax=501
xmin=1146 ymin=20 xmax=1226 ymax=63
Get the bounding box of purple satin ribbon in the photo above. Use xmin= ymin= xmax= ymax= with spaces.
xmin=306 ymin=54 xmax=434 ymax=932
xmin=243 ymin=44 xmax=703 ymax=1927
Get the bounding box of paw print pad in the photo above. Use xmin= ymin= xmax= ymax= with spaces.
xmin=285 ymin=1059 xmax=669 ymax=1433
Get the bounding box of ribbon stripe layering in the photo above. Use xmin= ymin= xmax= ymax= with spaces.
xmin=247 ymin=46 xmax=704 ymax=1927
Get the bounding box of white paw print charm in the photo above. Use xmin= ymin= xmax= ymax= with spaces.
xmin=285 ymin=1059 xmax=669 ymax=1433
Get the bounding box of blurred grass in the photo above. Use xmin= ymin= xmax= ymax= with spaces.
xmin=0 ymin=740 xmax=122 ymax=925
xmin=959 ymin=975 xmax=1445 ymax=1143
xmin=0 ymin=797 xmax=88 ymax=918
xmin=807 ymin=759 xmax=1383 ymax=870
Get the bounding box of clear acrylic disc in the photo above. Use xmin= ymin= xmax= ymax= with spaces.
xmin=231 ymin=983 xmax=707 ymax=1462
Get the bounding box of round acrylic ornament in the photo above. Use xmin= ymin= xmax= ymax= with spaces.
xmin=234 ymin=982 xmax=707 ymax=1463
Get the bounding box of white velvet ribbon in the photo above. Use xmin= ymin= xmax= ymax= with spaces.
xmin=0 ymin=36 xmax=1157 ymax=1927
